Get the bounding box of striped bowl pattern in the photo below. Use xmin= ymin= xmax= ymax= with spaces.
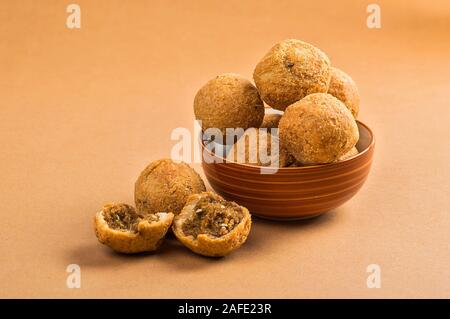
xmin=201 ymin=121 xmax=375 ymax=220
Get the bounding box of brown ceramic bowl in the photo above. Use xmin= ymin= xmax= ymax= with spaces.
xmin=201 ymin=121 xmax=375 ymax=220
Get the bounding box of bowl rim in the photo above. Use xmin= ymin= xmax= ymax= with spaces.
xmin=200 ymin=120 xmax=375 ymax=171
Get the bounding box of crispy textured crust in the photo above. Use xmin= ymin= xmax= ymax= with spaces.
xmin=328 ymin=67 xmax=360 ymax=118
xmin=336 ymin=146 xmax=359 ymax=161
xmin=260 ymin=113 xmax=282 ymax=129
xmin=172 ymin=192 xmax=252 ymax=257
xmin=253 ymin=39 xmax=331 ymax=111
xmin=194 ymin=73 xmax=264 ymax=134
xmin=279 ymin=93 xmax=359 ymax=164
xmin=94 ymin=208 xmax=174 ymax=254
xmin=228 ymin=128 xmax=294 ymax=167
xmin=135 ymin=159 xmax=206 ymax=215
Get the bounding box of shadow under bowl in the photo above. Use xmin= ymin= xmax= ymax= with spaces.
xmin=201 ymin=121 xmax=375 ymax=220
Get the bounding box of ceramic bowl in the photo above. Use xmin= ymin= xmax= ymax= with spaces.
xmin=201 ymin=121 xmax=375 ymax=220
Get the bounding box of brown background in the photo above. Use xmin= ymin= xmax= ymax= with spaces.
xmin=0 ymin=0 xmax=449 ymax=298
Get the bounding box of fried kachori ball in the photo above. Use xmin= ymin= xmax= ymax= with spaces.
xmin=253 ymin=39 xmax=331 ymax=111
xmin=279 ymin=93 xmax=359 ymax=164
xmin=228 ymin=128 xmax=294 ymax=167
xmin=135 ymin=159 xmax=206 ymax=215
xmin=194 ymin=73 xmax=264 ymax=135
xmin=172 ymin=192 xmax=252 ymax=257
xmin=328 ymin=67 xmax=360 ymax=118
xmin=94 ymin=203 xmax=174 ymax=254
xmin=260 ymin=113 xmax=282 ymax=129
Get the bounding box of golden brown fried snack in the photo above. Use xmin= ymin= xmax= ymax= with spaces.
xmin=135 ymin=159 xmax=206 ymax=215
xmin=336 ymin=146 xmax=359 ymax=161
xmin=228 ymin=128 xmax=295 ymax=167
xmin=328 ymin=67 xmax=360 ymax=118
xmin=94 ymin=203 xmax=174 ymax=254
xmin=287 ymin=147 xmax=359 ymax=166
xmin=172 ymin=192 xmax=252 ymax=257
xmin=260 ymin=113 xmax=282 ymax=129
xmin=279 ymin=93 xmax=359 ymax=164
xmin=194 ymin=73 xmax=264 ymax=134
xmin=253 ymin=39 xmax=331 ymax=111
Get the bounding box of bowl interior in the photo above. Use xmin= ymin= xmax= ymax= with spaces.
xmin=200 ymin=121 xmax=374 ymax=169
xmin=355 ymin=121 xmax=373 ymax=153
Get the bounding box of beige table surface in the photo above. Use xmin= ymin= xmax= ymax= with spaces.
xmin=1 ymin=0 xmax=449 ymax=298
